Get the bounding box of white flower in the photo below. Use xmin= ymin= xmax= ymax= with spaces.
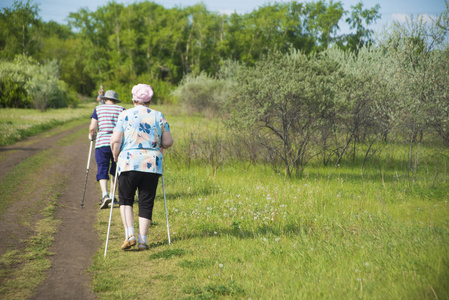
xmin=219 ymin=263 xmax=223 ymax=268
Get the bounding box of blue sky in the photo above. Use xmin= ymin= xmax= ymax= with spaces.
xmin=1 ymin=0 xmax=447 ymax=35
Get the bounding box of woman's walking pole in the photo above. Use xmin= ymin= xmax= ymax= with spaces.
xmin=104 ymin=164 xmax=119 ymax=257
xmin=162 ymin=175 xmax=171 ymax=245
xmin=81 ymin=140 xmax=93 ymax=209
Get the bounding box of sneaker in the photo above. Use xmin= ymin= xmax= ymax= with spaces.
xmin=138 ymin=243 xmax=149 ymax=251
xmin=99 ymin=195 xmax=112 ymax=209
xmin=108 ymin=198 xmax=119 ymax=207
xmin=121 ymin=235 xmax=136 ymax=250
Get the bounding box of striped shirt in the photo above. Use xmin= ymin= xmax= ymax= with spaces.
xmin=91 ymin=104 xmax=126 ymax=148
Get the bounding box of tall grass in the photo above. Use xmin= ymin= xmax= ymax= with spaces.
xmin=91 ymin=110 xmax=449 ymax=299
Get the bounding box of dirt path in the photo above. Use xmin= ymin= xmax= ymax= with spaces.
xmin=0 ymin=121 xmax=102 ymax=299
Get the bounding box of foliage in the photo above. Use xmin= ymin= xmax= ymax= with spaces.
xmin=171 ymin=72 xmax=230 ymax=116
xmin=1 ymin=0 xmax=383 ymax=98
xmin=337 ymin=2 xmax=381 ymax=52
xmin=174 ymin=5 xmax=449 ymax=176
xmin=91 ymin=111 xmax=449 ymax=299
xmin=0 ymin=55 xmax=78 ymax=110
xmin=0 ymin=0 xmax=40 ymax=59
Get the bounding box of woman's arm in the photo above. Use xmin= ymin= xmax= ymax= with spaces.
xmin=161 ymin=131 xmax=174 ymax=149
xmin=110 ymin=131 xmax=124 ymax=162
xmin=89 ymin=118 xmax=98 ymax=140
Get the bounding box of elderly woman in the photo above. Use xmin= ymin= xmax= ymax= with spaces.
xmin=111 ymin=84 xmax=173 ymax=251
xmin=89 ymin=90 xmax=125 ymax=209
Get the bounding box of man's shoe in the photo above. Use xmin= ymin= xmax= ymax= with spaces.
xmin=121 ymin=235 xmax=136 ymax=250
xmin=99 ymin=196 xmax=112 ymax=209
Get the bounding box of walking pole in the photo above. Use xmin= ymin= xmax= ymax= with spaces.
xmin=162 ymin=175 xmax=171 ymax=245
xmin=81 ymin=140 xmax=93 ymax=209
xmin=104 ymin=164 xmax=119 ymax=257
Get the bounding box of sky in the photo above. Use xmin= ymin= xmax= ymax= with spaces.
xmin=1 ymin=0 xmax=447 ymax=35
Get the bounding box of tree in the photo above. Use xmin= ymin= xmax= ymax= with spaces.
xmin=305 ymin=0 xmax=345 ymax=50
xmin=0 ymin=0 xmax=40 ymax=59
xmin=226 ymin=50 xmax=341 ymax=176
xmin=378 ymin=2 xmax=449 ymax=167
xmin=339 ymin=2 xmax=381 ymax=52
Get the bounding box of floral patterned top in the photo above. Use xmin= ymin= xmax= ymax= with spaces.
xmin=114 ymin=106 xmax=170 ymax=175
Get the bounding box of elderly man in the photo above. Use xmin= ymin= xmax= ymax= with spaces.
xmin=111 ymin=84 xmax=173 ymax=251
xmin=89 ymin=90 xmax=126 ymax=209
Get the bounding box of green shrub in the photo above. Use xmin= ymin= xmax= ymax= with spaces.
xmin=172 ymin=72 xmax=232 ymax=116
xmin=0 ymin=55 xmax=77 ymax=110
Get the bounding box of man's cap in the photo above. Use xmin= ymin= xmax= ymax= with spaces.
xmin=132 ymin=84 xmax=154 ymax=103
xmin=102 ymin=90 xmax=121 ymax=103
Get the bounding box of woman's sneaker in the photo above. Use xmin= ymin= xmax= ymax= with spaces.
xmin=138 ymin=243 xmax=149 ymax=251
xmin=108 ymin=197 xmax=119 ymax=207
xmin=121 ymin=235 xmax=136 ymax=250
xmin=99 ymin=195 xmax=112 ymax=209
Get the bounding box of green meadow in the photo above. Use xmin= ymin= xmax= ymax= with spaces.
xmin=0 ymin=105 xmax=448 ymax=299
xmin=93 ymin=108 xmax=449 ymax=299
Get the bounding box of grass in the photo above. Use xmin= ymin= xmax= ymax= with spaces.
xmin=90 ymin=160 xmax=448 ymax=299
xmin=90 ymin=123 xmax=449 ymax=299
xmin=0 ymin=149 xmax=64 ymax=299
xmin=0 ymin=103 xmax=447 ymax=299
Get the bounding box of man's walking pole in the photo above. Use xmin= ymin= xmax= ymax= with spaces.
xmin=162 ymin=175 xmax=171 ymax=245
xmin=104 ymin=164 xmax=119 ymax=257
xmin=81 ymin=140 xmax=93 ymax=209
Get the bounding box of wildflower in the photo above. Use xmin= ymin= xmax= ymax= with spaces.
xmin=219 ymin=263 xmax=223 ymax=268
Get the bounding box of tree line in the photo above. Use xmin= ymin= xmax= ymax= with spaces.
xmin=1 ymin=0 xmax=381 ymax=108
xmin=173 ymin=5 xmax=449 ymax=176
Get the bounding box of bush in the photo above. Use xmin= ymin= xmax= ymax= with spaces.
xmin=172 ymin=72 xmax=233 ymax=116
xmin=0 ymin=55 xmax=77 ymax=110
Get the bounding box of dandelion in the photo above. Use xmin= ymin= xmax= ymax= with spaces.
xmin=219 ymin=263 xmax=224 ymax=268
